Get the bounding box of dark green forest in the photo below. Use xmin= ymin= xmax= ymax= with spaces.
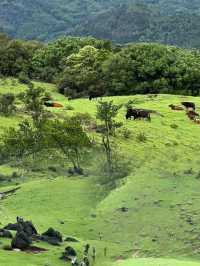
xmin=1 ymin=33 xmax=200 ymax=97
xmin=1 ymin=0 xmax=200 ymax=48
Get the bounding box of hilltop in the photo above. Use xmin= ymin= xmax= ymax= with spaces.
xmin=1 ymin=78 xmax=200 ymax=265
xmin=1 ymin=0 xmax=200 ymax=47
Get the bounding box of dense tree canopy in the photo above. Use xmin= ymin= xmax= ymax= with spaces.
xmin=102 ymin=43 xmax=200 ymax=95
xmin=1 ymin=34 xmax=200 ymax=97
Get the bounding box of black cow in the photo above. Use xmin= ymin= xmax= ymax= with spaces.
xmin=89 ymin=91 xmax=104 ymax=101
xmin=126 ymin=108 xmax=151 ymax=121
xmin=181 ymin=102 xmax=195 ymax=110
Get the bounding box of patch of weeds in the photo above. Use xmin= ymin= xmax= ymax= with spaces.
xmin=136 ymin=132 xmax=147 ymax=142
xmin=170 ymin=123 xmax=178 ymax=129
xmin=120 ymin=127 xmax=132 ymax=139
xmin=72 ymin=112 xmax=94 ymax=127
xmin=65 ymin=105 xmax=74 ymax=111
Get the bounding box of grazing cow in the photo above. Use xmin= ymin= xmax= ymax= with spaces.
xmin=89 ymin=91 xmax=104 ymax=101
xmin=169 ymin=104 xmax=184 ymax=111
xmin=186 ymin=110 xmax=199 ymax=120
xmin=181 ymin=102 xmax=195 ymax=110
xmin=44 ymin=101 xmax=63 ymax=108
xmin=126 ymin=108 xmax=151 ymax=121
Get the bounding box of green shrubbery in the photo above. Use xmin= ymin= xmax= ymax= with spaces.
xmin=1 ymin=34 xmax=200 ymax=97
xmin=0 ymin=93 xmax=16 ymax=116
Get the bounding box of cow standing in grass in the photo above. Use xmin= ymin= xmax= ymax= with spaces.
xmin=181 ymin=102 xmax=196 ymax=110
xmin=89 ymin=91 xmax=104 ymax=101
xmin=126 ymin=108 xmax=151 ymax=121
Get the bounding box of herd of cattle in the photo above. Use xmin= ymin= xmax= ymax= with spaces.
xmin=126 ymin=101 xmax=200 ymax=124
xmin=42 ymin=93 xmax=200 ymax=125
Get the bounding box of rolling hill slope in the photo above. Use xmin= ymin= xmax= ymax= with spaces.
xmin=1 ymin=79 xmax=200 ymax=265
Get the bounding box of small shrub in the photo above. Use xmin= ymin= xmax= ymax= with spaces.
xmin=0 ymin=93 xmax=16 ymax=116
xmin=124 ymin=99 xmax=136 ymax=110
xmin=65 ymin=105 xmax=74 ymax=111
xmin=136 ymin=132 xmax=147 ymax=142
xmin=170 ymin=123 xmax=178 ymax=129
xmin=11 ymin=171 xmax=20 ymax=178
xmin=11 ymin=78 xmax=17 ymax=86
xmin=114 ymin=122 xmax=123 ymax=129
xmin=0 ymin=173 xmax=7 ymax=181
xmin=18 ymin=72 xmax=30 ymax=84
xmin=48 ymin=166 xmax=57 ymax=172
xmin=72 ymin=112 xmax=93 ymax=126
xmin=184 ymin=168 xmax=194 ymax=175
xmin=121 ymin=127 xmax=132 ymax=139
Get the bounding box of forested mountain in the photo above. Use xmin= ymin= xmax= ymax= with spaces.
xmin=0 ymin=0 xmax=200 ymax=47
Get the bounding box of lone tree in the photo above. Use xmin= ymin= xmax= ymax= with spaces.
xmin=96 ymin=100 xmax=122 ymax=175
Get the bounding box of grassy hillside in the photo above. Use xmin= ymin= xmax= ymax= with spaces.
xmin=114 ymin=258 xmax=200 ymax=266
xmin=1 ymin=78 xmax=200 ymax=265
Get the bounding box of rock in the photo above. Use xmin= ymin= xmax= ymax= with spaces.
xmin=4 ymin=223 xmax=23 ymax=232
xmin=65 ymin=236 xmax=79 ymax=242
xmin=4 ymin=219 xmax=37 ymax=237
xmin=0 ymin=229 xmax=12 ymax=239
xmin=22 ymin=221 xmax=38 ymax=237
xmin=11 ymin=231 xmax=31 ymax=250
xmin=40 ymin=228 xmax=62 ymax=245
xmin=60 ymin=246 xmax=77 ymax=261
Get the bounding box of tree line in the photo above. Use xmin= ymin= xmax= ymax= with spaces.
xmin=1 ymin=33 xmax=200 ymax=96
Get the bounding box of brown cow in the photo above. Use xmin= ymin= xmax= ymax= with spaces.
xmin=186 ymin=110 xmax=199 ymax=120
xmin=44 ymin=101 xmax=63 ymax=108
xmin=53 ymin=102 xmax=63 ymax=108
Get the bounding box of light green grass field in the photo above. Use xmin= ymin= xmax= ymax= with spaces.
xmin=114 ymin=258 xmax=200 ymax=266
xmin=1 ymin=78 xmax=200 ymax=265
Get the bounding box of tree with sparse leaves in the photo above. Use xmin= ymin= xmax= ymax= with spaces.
xmin=44 ymin=118 xmax=91 ymax=174
xmin=96 ymin=100 xmax=122 ymax=175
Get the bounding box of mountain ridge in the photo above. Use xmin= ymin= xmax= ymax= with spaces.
xmin=0 ymin=0 xmax=200 ymax=47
